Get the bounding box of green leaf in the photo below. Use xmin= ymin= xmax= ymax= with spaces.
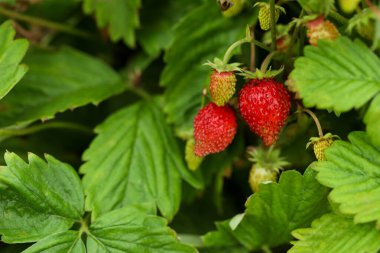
xmin=87 ymin=205 xmax=196 ymax=253
xmin=0 ymin=21 xmax=29 ymax=100
xmin=0 ymin=152 xmax=84 ymax=243
xmin=83 ymin=0 xmax=140 ymax=47
xmin=313 ymin=131 xmax=380 ymax=226
xmin=137 ymin=0 xmax=202 ymax=56
xmin=289 ymin=213 xmax=380 ymax=253
xmin=0 ymin=47 xmax=125 ymax=128
xmin=80 ymin=99 xmax=203 ymax=220
xmin=364 ymin=95 xmax=380 ymax=147
xmin=289 ymin=37 xmax=380 ymax=113
xmin=23 ymin=231 xmax=85 ymax=253
xmin=206 ymin=169 xmax=329 ymax=250
xmin=297 ymin=0 xmax=335 ymax=14
xmin=203 ymin=220 xmax=241 ymax=248
xmin=161 ymin=1 xmax=255 ymax=132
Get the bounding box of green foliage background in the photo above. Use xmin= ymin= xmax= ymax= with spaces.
xmin=0 ymin=0 xmax=379 ymax=252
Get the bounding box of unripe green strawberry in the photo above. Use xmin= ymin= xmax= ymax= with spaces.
xmin=218 ymin=0 xmax=245 ymax=18
xmin=247 ymin=147 xmax=288 ymax=192
xmin=249 ymin=165 xmax=278 ymax=192
xmin=255 ymin=3 xmax=285 ymax=31
xmin=185 ymin=138 xmax=203 ymax=171
xmin=210 ymin=71 xmax=237 ymax=106
xmin=339 ymin=0 xmax=360 ymax=14
xmin=307 ymin=133 xmax=339 ymax=161
xmin=306 ymin=16 xmax=340 ymax=46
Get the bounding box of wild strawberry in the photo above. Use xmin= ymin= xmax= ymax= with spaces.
xmin=255 ymin=2 xmax=285 ymax=31
xmin=194 ymin=102 xmax=237 ymax=156
xmin=210 ymin=71 xmax=237 ymax=106
xmin=338 ymin=0 xmax=360 ymax=14
xmin=306 ymin=16 xmax=340 ymax=46
xmin=247 ymin=147 xmax=288 ymax=192
xmin=238 ymin=78 xmax=291 ymax=146
xmin=218 ymin=0 xmax=245 ymax=18
xmin=307 ymin=133 xmax=339 ymax=161
xmin=185 ymin=138 xmax=203 ymax=170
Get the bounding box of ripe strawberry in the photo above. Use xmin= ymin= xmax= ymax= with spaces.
xmin=255 ymin=3 xmax=285 ymax=31
xmin=185 ymin=138 xmax=203 ymax=171
xmin=306 ymin=16 xmax=340 ymax=46
xmin=194 ymin=103 xmax=237 ymax=156
xmin=210 ymin=71 xmax=237 ymax=106
xmin=238 ymin=78 xmax=291 ymax=146
xmin=247 ymin=147 xmax=288 ymax=192
xmin=307 ymin=133 xmax=339 ymax=161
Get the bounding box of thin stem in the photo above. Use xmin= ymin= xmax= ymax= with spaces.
xmin=0 ymin=122 xmax=94 ymax=137
xmin=223 ymin=37 xmax=252 ymax=64
xmin=261 ymin=245 xmax=273 ymax=253
xmin=253 ymin=39 xmax=272 ymax=52
xmin=260 ymin=51 xmax=278 ymax=73
xmin=303 ymin=108 xmax=324 ymax=137
xmin=269 ymin=0 xmax=277 ymax=51
xmin=0 ymin=6 xmax=91 ymax=38
xmin=125 ymin=85 xmax=152 ymax=100
xmin=250 ymin=26 xmax=256 ymax=71
xmin=328 ymin=11 xmax=349 ymax=25
xmin=365 ymin=0 xmax=380 ymax=19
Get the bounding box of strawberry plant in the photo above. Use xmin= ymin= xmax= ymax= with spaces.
xmin=0 ymin=0 xmax=380 ymax=252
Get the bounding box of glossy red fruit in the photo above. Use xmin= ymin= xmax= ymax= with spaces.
xmin=238 ymin=78 xmax=290 ymax=146
xmin=194 ymin=103 xmax=237 ymax=156
xmin=210 ymin=71 xmax=236 ymax=106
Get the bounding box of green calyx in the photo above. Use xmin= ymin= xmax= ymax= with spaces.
xmin=347 ymin=9 xmax=375 ymax=40
xmin=306 ymin=133 xmax=340 ymax=149
xmin=239 ymin=66 xmax=284 ymax=80
xmin=204 ymin=58 xmax=242 ymax=73
xmin=253 ymin=2 xmax=286 ymax=14
xmin=247 ymin=146 xmax=289 ymax=173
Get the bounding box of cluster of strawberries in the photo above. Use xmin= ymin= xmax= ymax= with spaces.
xmin=193 ymin=67 xmax=291 ymax=157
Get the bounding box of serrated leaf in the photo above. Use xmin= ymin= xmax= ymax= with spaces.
xmin=0 ymin=152 xmax=84 ymax=243
xmin=232 ymin=169 xmax=329 ymax=250
xmin=0 ymin=47 xmax=125 ymax=128
xmin=0 ymin=21 xmax=29 ymax=100
xmin=23 ymin=231 xmax=85 ymax=253
xmin=297 ymin=0 xmax=335 ymax=14
xmin=80 ymin=99 xmax=203 ymax=220
xmin=83 ymin=0 xmax=140 ymax=47
xmin=203 ymin=169 xmax=329 ymax=250
xmin=289 ymin=213 xmax=380 ymax=253
xmin=364 ymin=95 xmax=380 ymax=147
xmin=313 ymin=131 xmax=380 ymax=226
xmin=87 ymin=205 xmax=196 ymax=253
xmin=137 ymin=0 xmax=202 ymax=56
xmin=161 ymin=1 xmax=255 ymax=131
xmin=290 ymin=37 xmax=380 ymax=113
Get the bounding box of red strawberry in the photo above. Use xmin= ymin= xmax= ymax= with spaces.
xmin=194 ymin=102 xmax=237 ymax=156
xmin=306 ymin=16 xmax=340 ymax=46
xmin=238 ymin=78 xmax=290 ymax=146
xmin=210 ymin=71 xmax=237 ymax=106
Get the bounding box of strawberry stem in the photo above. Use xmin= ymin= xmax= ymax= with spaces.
xmin=269 ymin=0 xmax=277 ymax=51
xmin=260 ymin=51 xmax=278 ymax=73
xmin=303 ymin=108 xmax=324 ymax=137
xmin=222 ymin=37 xmax=252 ymax=64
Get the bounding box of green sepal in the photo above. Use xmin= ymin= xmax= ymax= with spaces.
xmin=204 ymin=58 xmax=243 ymax=73
xmin=253 ymin=2 xmax=286 ymax=14
xmin=239 ymin=66 xmax=284 ymax=80
xmin=306 ymin=133 xmax=340 ymax=149
xmin=247 ymin=146 xmax=289 ymax=173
